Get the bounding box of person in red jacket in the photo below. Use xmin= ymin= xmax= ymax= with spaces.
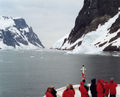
xmin=69 ymin=84 xmax=75 ymax=96
xmin=51 ymin=86 xmax=57 ymax=97
xmin=104 ymin=80 xmax=109 ymax=97
xmin=62 ymin=84 xmax=75 ymax=97
xmin=109 ymin=80 xmax=117 ymax=97
xmin=45 ymin=87 xmax=54 ymax=97
xmin=97 ymin=79 xmax=104 ymax=97
xmin=80 ymin=81 xmax=89 ymax=97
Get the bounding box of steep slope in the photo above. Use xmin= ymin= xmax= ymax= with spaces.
xmin=0 ymin=16 xmax=44 ymax=49
xmin=53 ymin=0 xmax=120 ymax=53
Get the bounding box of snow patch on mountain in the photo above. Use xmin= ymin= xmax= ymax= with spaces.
xmin=72 ymin=12 xmax=120 ymax=54
xmin=52 ymin=34 xmax=69 ymax=49
xmin=0 ymin=16 xmax=15 ymax=30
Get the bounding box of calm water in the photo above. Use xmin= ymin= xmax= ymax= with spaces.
xmin=0 ymin=49 xmax=120 ymax=97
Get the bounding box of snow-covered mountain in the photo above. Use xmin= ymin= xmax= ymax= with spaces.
xmin=53 ymin=0 xmax=120 ymax=54
xmin=0 ymin=16 xmax=44 ymax=49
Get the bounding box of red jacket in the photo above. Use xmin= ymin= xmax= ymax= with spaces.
xmin=62 ymin=89 xmax=75 ymax=97
xmin=104 ymin=81 xmax=109 ymax=95
xmin=97 ymin=80 xmax=104 ymax=97
xmin=109 ymin=81 xmax=117 ymax=95
xmin=80 ymin=82 xmax=89 ymax=97
xmin=46 ymin=91 xmax=54 ymax=97
xmin=71 ymin=89 xmax=75 ymax=96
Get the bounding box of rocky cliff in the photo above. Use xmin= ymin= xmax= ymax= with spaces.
xmin=53 ymin=0 xmax=120 ymax=53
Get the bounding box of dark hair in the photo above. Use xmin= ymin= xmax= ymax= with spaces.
xmin=69 ymin=84 xmax=73 ymax=89
xmin=82 ymin=79 xmax=86 ymax=83
xmin=91 ymin=78 xmax=96 ymax=84
xmin=110 ymin=80 xmax=113 ymax=83
xmin=46 ymin=87 xmax=52 ymax=93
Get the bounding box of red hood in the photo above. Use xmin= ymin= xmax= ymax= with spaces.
xmin=80 ymin=81 xmax=84 ymax=85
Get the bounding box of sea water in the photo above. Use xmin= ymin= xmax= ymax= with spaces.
xmin=0 ymin=49 xmax=120 ymax=97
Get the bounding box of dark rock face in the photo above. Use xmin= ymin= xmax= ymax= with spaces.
xmin=0 ymin=17 xmax=44 ymax=48
xmin=2 ymin=30 xmax=19 ymax=47
xmin=14 ymin=18 xmax=28 ymax=29
xmin=109 ymin=15 xmax=120 ymax=34
xmin=103 ymin=44 xmax=120 ymax=51
xmin=102 ymin=15 xmax=120 ymax=51
xmin=68 ymin=0 xmax=120 ymax=44
xmin=24 ymin=27 xmax=43 ymax=47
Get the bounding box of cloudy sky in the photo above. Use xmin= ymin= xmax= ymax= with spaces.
xmin=0 ymin=0 xmax=84 ymax=48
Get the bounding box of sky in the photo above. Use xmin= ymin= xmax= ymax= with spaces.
xmin=0 ymin=0 xmax=84 ymax=48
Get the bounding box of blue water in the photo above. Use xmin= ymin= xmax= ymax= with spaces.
xmin=0 ymin=49 xmax=120 ymax=97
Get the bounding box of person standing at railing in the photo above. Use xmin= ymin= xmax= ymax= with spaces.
xmin=109 ymin=79 xmax=117 ymax=97
xmin=51 ymin=86 xmax=57 ymax=97
xmin=45 ymin=87 xmax=54 ymax=97
xmin=104 ymin=80 xmax=109 ymax=97
xmin=80 ymin=81 xmax=89 ymax=97
xmin=90 ymin=78 xmax=97 ymax=97
xmin=62 ymin=84 xmax=75 ymax=97
xmin=69 ymin=84 xmax=75 ymax=96
xmin=97 ymin=79 xmax=104 ymax=97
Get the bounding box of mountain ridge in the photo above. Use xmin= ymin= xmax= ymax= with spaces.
xmin=0 ymin=16 xmax=44 ymax=49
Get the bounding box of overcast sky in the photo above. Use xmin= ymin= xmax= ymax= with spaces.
xmin=0 ymin=0 xmax=84 ymax=48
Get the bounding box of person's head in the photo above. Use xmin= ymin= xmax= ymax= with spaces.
xmin=110 ymin=77 xmax=114 ymax=83
xmin=80 ymin=81 xmax=84 ymax=85
xmin=46 ymin=87 xmax=52 ymax=93
xmin=51 ymin=85 xmax=55 ymax=89
xmin=91 ymin=78 xmax=96 ymax=84
xmin=66 ymin=85 xmax=70 ymax=89
xmin=110 ymin=80 xmax=114 ymax=83
xmin=104 ymin=80 xmax=108 ymax=84
xmin=101 ymin=79 xmax=104 ymax=83
xmin=98 ymin=79 xmax=104 ymax=84
xmin=82 ymin=79 xmax=86 ymax=83
xmin=69 ymin=84 xmax=73 ymax=89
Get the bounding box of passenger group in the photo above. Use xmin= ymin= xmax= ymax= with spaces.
xmin=45 ymin=78 xmax=117 ymax=97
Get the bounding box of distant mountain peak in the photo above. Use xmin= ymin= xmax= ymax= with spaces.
xmin=0 ymin=16 xmax=44 ymax=49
